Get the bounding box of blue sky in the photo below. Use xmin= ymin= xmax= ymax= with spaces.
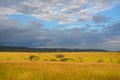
xmin=0 ymin=0 xmax=120 ymax=51
xmin=8 ymin=14 xmax=59 ymax=28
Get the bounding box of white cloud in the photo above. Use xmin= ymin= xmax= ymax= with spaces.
xmin=0 ymin=0 xmax=120 ymax=23
xmin=0 ymin=7 xmax=17 ymax=19
xmin=88 ymin=0 xmax=120 ymax=13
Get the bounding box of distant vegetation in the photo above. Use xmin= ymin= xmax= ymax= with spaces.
xmin=0 ymin=46 xmax=108 ymax=52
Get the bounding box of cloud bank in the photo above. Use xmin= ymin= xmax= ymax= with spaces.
xmin=0 ymin=0 xmax=120 ymax=51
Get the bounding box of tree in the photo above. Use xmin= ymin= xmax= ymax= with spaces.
xmin=55 ymin=54 xmax=65 ymax=59
xmin=29 ymin=55 xmax=40 ymax=61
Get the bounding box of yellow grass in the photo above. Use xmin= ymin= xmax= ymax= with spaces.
xmin=0 ymin=61 xmax=120 ymax=80
xmin=0 ymin=52 xmax=120 ymax=62
xmin=0 ymin=52 xmax=120 ymax=80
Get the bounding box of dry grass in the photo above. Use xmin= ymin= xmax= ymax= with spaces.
xmin=0 ymin=52 xmax=120 ymax=62
xmin=0 ymin=61 xmax=120 ymax=80
xmin=0 ymin=52 xmax=120 ymax=80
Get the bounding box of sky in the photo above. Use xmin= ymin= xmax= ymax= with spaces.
xmin=0 ymin=0 xmax=120 ymax=51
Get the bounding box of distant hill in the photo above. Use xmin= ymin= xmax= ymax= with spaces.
xmin=0 ymin=46 xmax=108 ymax=52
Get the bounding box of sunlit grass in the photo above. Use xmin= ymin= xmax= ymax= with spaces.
xmin=0 ymin=52 xmax=120 ymax=63
xmin=0 ymin=61 xmax=120 ymax=80
xmin=0 ymin=52 xmax=120 ymax=80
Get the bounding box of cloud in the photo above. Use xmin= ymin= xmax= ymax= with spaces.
xmin=17 ymin=0 xmax=120 ymax=23
xmin=0 ymin=18 xmax=120 ymax=50
xmin=0 ymin=19 xmax=85 ymax=47
xmin=0 ymin=18 xmax=44 ymax=47
xmin=0 ymin=7 xmax=17 ymax=19
xmin=0 ymin=0 xmax=25 ymax=7
xmin=104 ymin=21 xmax=120 ymax=36
xmin=0 ymin=0 xmax=120 ymax=23
xmin=0 ymin=0 xmax=120 ymax=51
xmin=92 ymin=15 xmax=111 ymax=23
xmin=88 ymin=0 xmax=116 ymax=13
xmin=98 ymin=37 xmax=120 ymax=51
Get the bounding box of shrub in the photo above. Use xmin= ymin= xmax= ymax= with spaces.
xmin=60 ymin=58 xmax=70 ymax=62
xmin=50 ymin=58 xmax=57 ymax=61
xmin=24 ymin=58 xmax=27 ymax=60
xmin=79 ymin=57 xmax=83 ymax=62
xmin=29 ymin=55 xmax=40 ymax=61
xmin=110 ymin=59 xmax=113 ymax=63
xmin=34 ymin=56 xmax=40 ymax=61
xmin=117 ymin=60 xmax=120 ymax=63
xmin=44 ymin=59 xmax=48 ymax=61
xmin=6 ymin=57 xmax=10 ymax=60
xmin=80 ymin=59 xmax=83 ymax=62
xmin=56 ymin=54 xmax=65 ymax=59
xmin=70 ymin=58 xmax=74 ymax=61
xmin=29 ymin=55 xmax=35 ymax=60
xmin=98 ymin=58 xmax=104 ymax=63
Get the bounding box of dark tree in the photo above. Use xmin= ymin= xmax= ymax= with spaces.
xmin=56 ymin=54 xmax=65 ymax=59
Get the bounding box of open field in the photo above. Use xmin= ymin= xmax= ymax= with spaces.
xmin=0 ymin=52 xmax=120 ymax=62
xmin=0 ymin=52 xmax=120 ymax=80
xmin=0 ymin=61 xmax=120 ymax=80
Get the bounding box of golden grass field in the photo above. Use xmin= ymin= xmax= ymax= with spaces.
xmin=0 ymin=52 xmax=120 ymax=80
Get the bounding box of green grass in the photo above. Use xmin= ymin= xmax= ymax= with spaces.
xmin=0 ymin=52 xmax=120 ymax=80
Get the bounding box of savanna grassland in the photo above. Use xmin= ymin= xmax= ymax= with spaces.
xmin=0 ymin=52 xmax=120 ymax=80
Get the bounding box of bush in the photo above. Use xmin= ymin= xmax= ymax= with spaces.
xmin=24 ymin=58 xmax=27 ymax=60
xmin=56 ymin=54 xmax=65 ymax=59
xmin=70 ymin=58 xmax=74 ymax=61
xmin=6 ymin=57 xmax=10 ymax=60
xmin=29 ymin=55 xmax=40 ymax=61
xmin=44 ymin=59 xmax=48 ymax=61
xmin=60 ymin=58 xmax=70 ymax=62
xmin=79 ymin=57 xmax=83 ymax=62
xmin=110 ymin=59 xmax=113 ymax=63
xmin=117 ymin=60 xmax=120 ymax=63
xmin=80 ymin=60 xmax=83 ymax=62
xmin=29 ymin=55 xmax=35 ymax=60
xmin=50 ymin=58 xmax=57 ymax=61
xmin=98 ymin=58 xmax=104 ymax=63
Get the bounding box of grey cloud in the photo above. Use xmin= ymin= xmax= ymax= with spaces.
xmin=29 ymin=20 xmax=44 ymax=27
xmin=0 ymin=0 xmax=25 ymax=7
xmin=34 ymin=27 xmax=106 ymax=48
xmin=0 ymin=18 xmax=120 ymax=50
xmin=93 ymin=15 xmax=111 ymax=23
xmin=0 ymin=19 xmax=44 ymax=47
xmin=103 ymin=22 xmax=120 ymax=36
